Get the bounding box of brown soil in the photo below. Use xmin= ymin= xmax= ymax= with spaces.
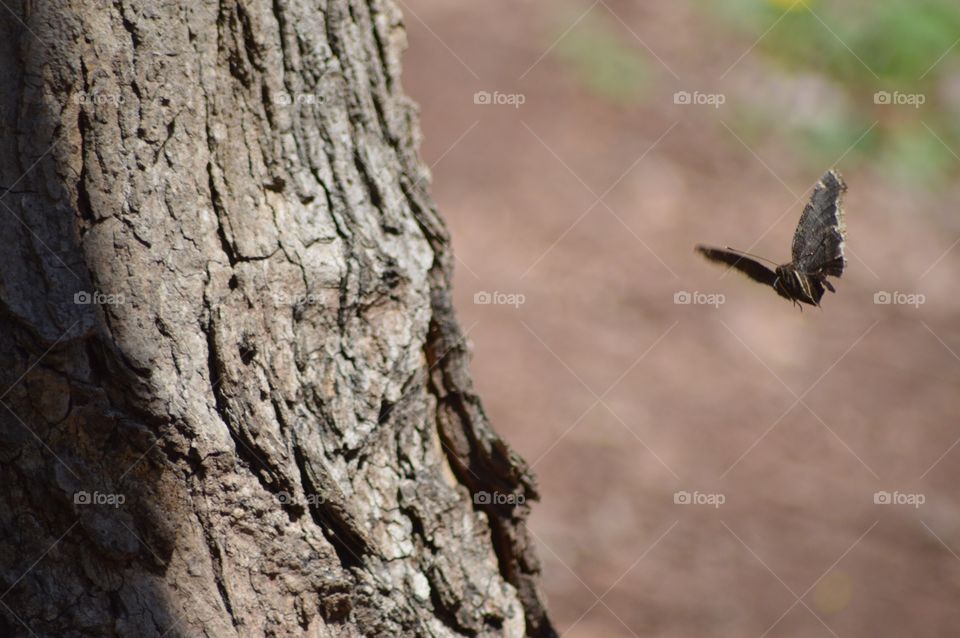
xmin=401 ymin=2 xmax=960 ymax=635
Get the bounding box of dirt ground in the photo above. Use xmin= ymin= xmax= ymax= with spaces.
xmin=400 ymin=2 xmax=960 ymax=636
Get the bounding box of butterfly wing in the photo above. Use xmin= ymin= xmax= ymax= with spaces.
xmin=695 ymin=245 xmax=777 ymax=288
xmin=791 ymin=169 xmax=846 ymax=278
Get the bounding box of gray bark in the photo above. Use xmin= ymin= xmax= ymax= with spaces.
xmin=0 ymin=1 xmax=554 ymax=636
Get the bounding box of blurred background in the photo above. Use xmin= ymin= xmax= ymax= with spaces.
xmin=399 ymin=1 xmax=960 ymax=635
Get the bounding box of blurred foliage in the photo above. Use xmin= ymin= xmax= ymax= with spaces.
xmin=715 ymin=0 xmax=960 ymax=86
xmin=554 ymin=11 xmax=650 ymax=105
xmin=707 ymin=0 xmax=960 ymax=184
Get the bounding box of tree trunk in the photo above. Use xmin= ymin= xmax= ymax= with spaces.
xmin=0 ymin=1 xmax=554 ymax=636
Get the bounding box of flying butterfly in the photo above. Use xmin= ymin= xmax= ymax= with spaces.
xmin=696 ymin=169 xmax=847 ymax=308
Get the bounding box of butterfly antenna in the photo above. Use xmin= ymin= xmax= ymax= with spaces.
xmin=724 ymin=246 xmax=778 ymax=267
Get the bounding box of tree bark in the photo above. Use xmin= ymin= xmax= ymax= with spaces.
xmin=0 ymin=1 xmax=555 ymax=636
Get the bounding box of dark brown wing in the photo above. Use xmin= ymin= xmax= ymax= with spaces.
xmin=695 ymin=245 xmax=777 ymax=287
xmin=792 ymin=169 xmax=846 ymax=277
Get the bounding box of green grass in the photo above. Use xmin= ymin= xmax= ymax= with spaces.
xmin=705 ymin=0 xmax=960 ymax=183
xmin=553 ymin=11 xmax=651 ymax=105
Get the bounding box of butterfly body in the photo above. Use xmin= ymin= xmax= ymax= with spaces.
xmin=696 ymin=169 xmax=847 ymax=308
xmin=772 ymin=263 xmax=826 ymax=308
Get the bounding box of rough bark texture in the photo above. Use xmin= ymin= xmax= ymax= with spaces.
xmin=0 ymin=1 xmax=554 ymax=636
